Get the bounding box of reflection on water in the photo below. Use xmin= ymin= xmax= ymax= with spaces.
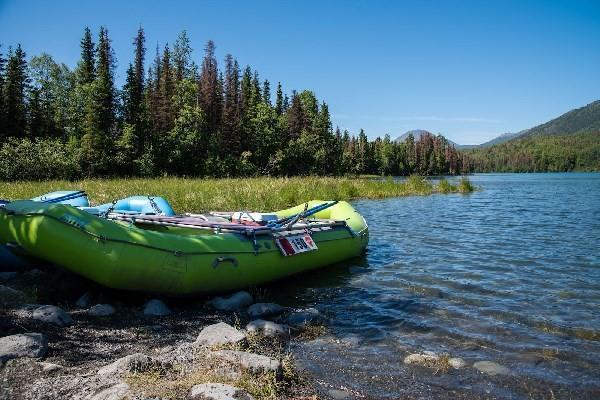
xmin=269 ymin=173 xmax=600 ymax=398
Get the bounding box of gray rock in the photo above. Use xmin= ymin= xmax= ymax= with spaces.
xmin=143 ymin=299 xmax=171 ymax=316
xmin=0 ymin=272 xmax=17 ymax=281
xmin=194 ymin=322 xmax=246 ymax=347
xmin=403 ymin=352 xmax=439 ymax=365
xmin=449 ymin=357 xmax=467 ymax=369
xmin=473 ymin=360 xmax=510 ymax=376
xmin=286 ymin=307 xmax=322 ymax=327
xmin=32 ymin=305 xmax=73 ymax=327
xmin=98 ymin=353 xmax=168 ymax=377
xmin=210 ymin=291 xmax=253 ymax=311
xmin=247 ymin=302 xmax=284 ymax=318
xmin=0 ymin=333 xmax=48 ymax=364
xmin=25 ymin=268 xmax=44 ymax=277
xmin=38 ymin=361 xmax=63 ymax=372
xmin=328 ymin=389 xmax=351 ymax=399
xmin=0 ymin=284 xmax=26 ymax=303
xmin=91 ymin=382 xmax=130 ymax=400
xmin=188 ymin=382 xmax=254 ymax=400
xmin=88 ymin=304 xmax=115 ymax=317
xmin=210 ymin=350 xmax=282 ymax=376
xmin=75 ymin=291 xmax=93 ymax=308
xmin=246 ymin=319 xmax=289 ymax=338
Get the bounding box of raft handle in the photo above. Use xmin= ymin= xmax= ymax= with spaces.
xmin=212 ymin=256 xmax=239 ymax=269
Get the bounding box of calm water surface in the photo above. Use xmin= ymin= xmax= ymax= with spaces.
xmin=271 ymin=173 xmax=600 ymax=399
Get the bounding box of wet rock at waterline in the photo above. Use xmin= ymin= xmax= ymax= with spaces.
xmin=87 ymin=304 xmax=115 ymax=317
xmin=97 ymin=353 xmax=169 ymax=378
xmin=0 ymin=333 xmax=48 ymax=364
xmin=32 ymin=305 xmax=73 ymax=327
xmin=194 ymin=322 xmax=247 ymax=347
xmin=247 ymin=302 xmax=284 ymax=318
xmin=448 ymin=357 xmax=467 ymax=369
xmin=209 ymin=350 xmax=282 ymax=376
xmin=143 ymin=299 xmax=171 ymax=316
xmin=75 ymin=291 xmax=93 ymax=308
xmin=403 ymin=352 xmax=440 ymax=366
xmin=286 ymin=307 xmax=323 ymax=327
xmin=246 ymin=319 xmax=289 ymax=338
xmin=473 ymin=360 xmax=510 ymax=376
xmin=188 ymin=382 xmax=255 ymax=400
xmin=209 ymin=291 xmax=254 ymax=311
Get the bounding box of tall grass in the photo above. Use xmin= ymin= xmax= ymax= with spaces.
xmin=0 ymin=176 xmax=474 ymax=212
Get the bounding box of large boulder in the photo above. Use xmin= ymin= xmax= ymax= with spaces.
xmin=246 ymin=320 xmax=289 ymax=338
xmin=210 ymin=291 xmax=253 ymax=311
xmin=97 ymin=353 xmax=168 ymax=378
xmin=87 ymin=304 xmax=115 ymax=317
xmin=209 ymin=350 xmax=282 ymax=376
xmin=0 ymin=333 xmax=48 ymax=364
xmin=32 ymin=305 xmax=73 ymax=327
xmin=246 ymin=302 xmax=284 ymax=319
xmin=143 ymin=299 xmax=171 ymax=316
xmin=188 ymin=383 xmax=254 ymax=400
xmin=194 ymin=322 xmax=246 ymax=347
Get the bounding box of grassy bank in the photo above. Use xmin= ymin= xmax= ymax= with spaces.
xmin=0 ymin=176 xmax=474 ymax=212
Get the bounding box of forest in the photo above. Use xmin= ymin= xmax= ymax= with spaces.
xmin=0 ymin=27 xmax=469 ymax=181
xmin=467 ymin=131 xmax=600 ymax=172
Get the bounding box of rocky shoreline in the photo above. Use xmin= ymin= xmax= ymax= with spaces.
xmin=0 ymin=262 xmax=323 ymax=400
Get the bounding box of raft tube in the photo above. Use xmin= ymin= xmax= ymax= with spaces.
xmin=0 ymin=200 xmax=368 ymax=295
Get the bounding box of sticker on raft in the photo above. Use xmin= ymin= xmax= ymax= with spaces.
xmin=59 ymin=214 xmax=90 ymax=229
xmin=275 ymin=234 xmax=318 ymax=256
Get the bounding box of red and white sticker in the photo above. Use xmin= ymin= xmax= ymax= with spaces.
xmin=275 ymin=234 xmax=318 ymax=256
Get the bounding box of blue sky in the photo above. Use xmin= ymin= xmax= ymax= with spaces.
xmin=0 ymin=0 xmax=599 ymax=144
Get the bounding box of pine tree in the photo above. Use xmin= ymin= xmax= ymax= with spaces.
xmin=123 ymin=26 xmax=146 ymax=152
xmin=78 ymin=27 xmax=95 ymax=85
xmin=262 ymin=79 xmax=270 ymax=105
xmin=275 ymin=82 xmax=283 ymax=115
xmin=251 ymin=71 xmax=261 ymax=107
xmin=4 ymin=45 xmax=29 ymax=137
xmin=198 ymin=40 xmax=220 ymax=133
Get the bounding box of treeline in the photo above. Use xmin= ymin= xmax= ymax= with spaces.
xmin=467 ymin=131 xmax=600 ymax=172
xmin=0 ymin=27 xmax=469 ymax=180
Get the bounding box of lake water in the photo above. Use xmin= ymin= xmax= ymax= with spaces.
xmin=271 ymin=173 xmax=600 ymax=399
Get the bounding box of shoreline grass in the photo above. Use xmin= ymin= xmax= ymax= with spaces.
xmin=0 ymin=176 xmax=474 ymax=212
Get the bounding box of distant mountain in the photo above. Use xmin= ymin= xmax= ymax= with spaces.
xmin=521 ymin=100 xmax=600 ymax=138
xmin=466 ymin=100 xmax=600 ymax=172
xmin=468 ymin=100 xmax=600 ymax=149
xmin=395 ymin=129 xmax=458 ymax=146
xmin=476 ymin=130 xmax=528 ymax=148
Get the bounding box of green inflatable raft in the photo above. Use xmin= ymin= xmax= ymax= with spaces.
xmin=0 ymin=200 xmax=368 ymax=295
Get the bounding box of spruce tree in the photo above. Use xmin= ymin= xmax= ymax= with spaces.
xmin=4 ymin=45 xmax=29 ymax=137
xmin=222 ymin=54 xmax=241 ymax=157
xmin=95 ymin=26 xmax=116 ymax=136
xmin=275 ymin=82 xmax=283 ymax=115
xmin=157 ymin=44 xmax=174 ymax=135
xmin=0 ymin=46 xmax=6 ymax=139
xmin=198 ymin=40 xmax=220 ymax=133
xmin=262 ymin=79 xmax=270 ymax=105
xmin=173 ymin=30 xmax=196 ymax=81
xmin=78 ymin=27 xmax=95 ymax=85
